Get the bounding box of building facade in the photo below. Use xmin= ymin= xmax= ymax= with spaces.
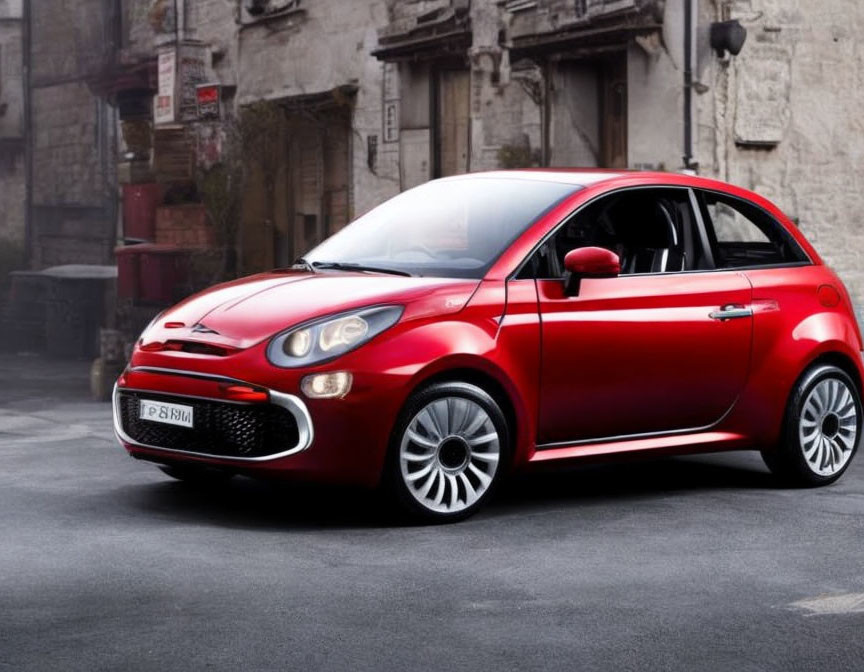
xmin=0 ymin=0 xmax=25 ymax=276
xmin=26 ymin=0 xmax=119 ymax=268
xmin=44 ymin=0 xmax=864 ymax=323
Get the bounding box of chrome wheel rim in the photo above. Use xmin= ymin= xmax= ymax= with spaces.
xmin=799 ymin=378 xmax=859 ymax=477
xmin=399 ymin=397 xmax=501 ymax=514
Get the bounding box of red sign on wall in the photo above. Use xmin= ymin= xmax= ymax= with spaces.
xmin=196 ymin=84 xmax=221 ymax=120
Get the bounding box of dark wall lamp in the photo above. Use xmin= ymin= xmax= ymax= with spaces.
xmin=710 ymin=19 xmax=748 ymax=58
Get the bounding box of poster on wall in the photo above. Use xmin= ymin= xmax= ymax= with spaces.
xmin=154 ymin=49 xmax=176 ymax=125
xmin=154 ymin=43 xmax=209 ymax=125
xmin=178 ymin=44 xmax=208 ymax=122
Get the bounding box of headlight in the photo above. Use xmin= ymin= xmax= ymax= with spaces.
xmin=266 ymin=305 xmax=403 ymax=368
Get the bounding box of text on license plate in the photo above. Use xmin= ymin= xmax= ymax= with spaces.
xmin=139 ymin=399 xmax=194 ymax=428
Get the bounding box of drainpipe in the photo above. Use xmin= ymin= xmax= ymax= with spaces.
xmin=683 ymin=0 xmax=696 ymax=170
xmin=22 ymin=0 xmax=33 ymax=266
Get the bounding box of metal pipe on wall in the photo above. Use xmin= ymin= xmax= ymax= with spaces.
xmin=22 ymin=0 xmax=33 ymax=266
xmin=683 ymin=0 xmax=696 ymax=170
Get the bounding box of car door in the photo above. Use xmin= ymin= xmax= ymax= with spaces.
xmin=529 ymin=187 xmax=753 ymax=446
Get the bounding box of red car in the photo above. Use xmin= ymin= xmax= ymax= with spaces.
xmin=114 ymin=170 xmax=864 ymax=522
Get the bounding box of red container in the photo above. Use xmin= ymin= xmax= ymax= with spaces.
xmin=139 ymin=245 xmax=190 ymax=304
xmin=115 ymin=245 xmax=141 ymax=300
xmin=115 ymin=244 xmax=191 ymax=304
xmin=123 ymin=184 xmax=164 ymax=241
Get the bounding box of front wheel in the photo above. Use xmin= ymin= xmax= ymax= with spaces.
xmin=762 ymin=364 xmax=862 ymax=486
xmin=386 ymin=382 xmax=509 ymax=523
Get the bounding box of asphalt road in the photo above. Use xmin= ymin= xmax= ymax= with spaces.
xmin=2 ymin=352 xmax=864 ymax=671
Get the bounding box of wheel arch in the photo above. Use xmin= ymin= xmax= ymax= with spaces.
xmin=800 ymin=350 xmax=863 ymax=397
xmin=757 ymin=347 xmax=864 ymax=456
xmin=405 ymin=358 xmax=533 ymax=469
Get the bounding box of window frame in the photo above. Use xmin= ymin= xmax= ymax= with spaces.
xmin=513 ymin=185 xmax=711 ymax=280
xmin=510 ymin=185 xmax=812 ymax=281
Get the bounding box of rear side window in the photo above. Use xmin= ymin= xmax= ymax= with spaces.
xmin=698 ymin=190 xmax=809 ymax=269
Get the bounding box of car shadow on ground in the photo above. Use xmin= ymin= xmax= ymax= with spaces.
xmin=114 ymin=452 xmax=776 ymax=531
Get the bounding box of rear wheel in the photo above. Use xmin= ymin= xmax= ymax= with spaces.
xmin=386 ymin=382 xmax=509 ymax=523
xmin=158 ymin=464 xmax=235 ymax=485
xmin=762 ymin=364 xmax=862 ymax=486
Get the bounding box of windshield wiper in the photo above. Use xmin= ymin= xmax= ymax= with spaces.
xmin=292 ymin=257 xmax=314 ymax=272
xmin=311 ymin=261 xmax=412 ymax=277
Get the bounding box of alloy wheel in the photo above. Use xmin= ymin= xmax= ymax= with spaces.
xmin=799 ymin=377 xmax=859 ymax=477
xmin=399 ymin=396 xmax=501 ymax=514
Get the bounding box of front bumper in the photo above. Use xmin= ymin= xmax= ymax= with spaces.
xmin=112 ymin=363 xmax=406 ymax=487
xmin=112 ymin=367 xmax=313 ymax=463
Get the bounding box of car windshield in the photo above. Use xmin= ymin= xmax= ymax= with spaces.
xmin=304 ymin=178 xmax=580 ymax=278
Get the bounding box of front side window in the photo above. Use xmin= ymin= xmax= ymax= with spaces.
xmin=697 ymin=190 xmax=809 ymax=268
xmin=519 ymin=188 xmax=708 ymax=279
xmin=305 ymin=178 xmax=579 ymax=279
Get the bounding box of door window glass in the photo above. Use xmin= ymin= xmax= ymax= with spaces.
xmin=698 ymin=191 xmax=808 ymax=268
xmin=519 ymin=188 xmax=706 ymax=279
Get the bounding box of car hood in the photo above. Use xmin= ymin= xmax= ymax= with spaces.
xmin=142 ymin=271 xmax=479 ymax=350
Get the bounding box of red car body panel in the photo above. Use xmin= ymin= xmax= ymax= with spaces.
xmin=115 ymin=171 xmax=864 ymax=487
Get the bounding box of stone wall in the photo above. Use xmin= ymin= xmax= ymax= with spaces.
xmin=695 ymin=0 xmax=864 ymax=320
xmin=0 ymin=13 xmax=23 ymax=140
xmin=123 ymin=0 xmax=160 ymax=58
xmin=0 ymin=2 xmax=25 ymax=273
xmin=235 ymin=0 xmax=400 ymax=215
xmin=30 ymin=0 xmax=106 ymax=84
xmin=32 ymin=83 xmax=110 ymax=207
xmin=186 ymin=0 xmax=239 ymax=86
xmin=73 ymin=0 xmax=864 ymax=325
xmin=28 ymin=0 xmax=117 ymax=268
xmin=0 ymin=149 xmax=25 ymax=277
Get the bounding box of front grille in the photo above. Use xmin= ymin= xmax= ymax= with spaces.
xmin=118 ymin=390 xmax=299 ymax=459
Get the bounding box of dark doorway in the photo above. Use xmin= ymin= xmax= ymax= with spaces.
xmin=599 ymin=54 xmax=628 ymax=169
xmin=545 ymin=51 xmax=628 ymax=169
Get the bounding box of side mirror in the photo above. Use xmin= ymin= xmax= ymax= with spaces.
xmin=563 ymin=247 xmax=620 ymax=295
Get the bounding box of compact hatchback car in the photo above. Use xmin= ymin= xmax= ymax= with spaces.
xmin=114 ymin=170 xmax=864 ymax=522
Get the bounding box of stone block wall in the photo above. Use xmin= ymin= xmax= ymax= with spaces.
xmin=695 ymin=0 xmax=864 ymax=322
xmin=28 ymin=0 xmax=117 ymax=268
xmin=0 ymin=6 xmax=26 ymax=281
xmin=235 ymin=0 xmax=400 ymax=214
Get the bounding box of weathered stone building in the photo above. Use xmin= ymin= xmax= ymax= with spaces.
xmin=695 ymin=0 xmax=864 ymax=320
xmin=55 ymin=0 xmax=864 ymax=322
xmin=0 ymin=0 xmax=25 ymax=275
xmin=233 ymin=0 xmax=401 ymax=268
xmin=26 ymin=0 xmax=119 ymax=267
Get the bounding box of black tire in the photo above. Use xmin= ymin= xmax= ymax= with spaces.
xmin=158 ymin=464 xmax=235 ymax=485
xmin=384 ymin=381 xmax=510 ymax=523
xmin=762 ymin=364 xmax=862 ymax=486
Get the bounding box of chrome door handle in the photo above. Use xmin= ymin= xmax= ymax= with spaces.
xmin=710 ymin=305 xmax=753 ymax=321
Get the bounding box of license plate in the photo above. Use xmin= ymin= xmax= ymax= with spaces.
xmin=139 ymin=399 xmax=194 ymax=429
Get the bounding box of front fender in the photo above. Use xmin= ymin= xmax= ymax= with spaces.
xmin=351 ymin=281 xmax=539 ymax=469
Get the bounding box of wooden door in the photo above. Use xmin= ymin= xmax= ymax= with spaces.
xmin=292 ymin=128 xmax=323 ymax=258
xmin=322 ymin=116 xmax=351 ymax=237
xmin=437 ymin=70 xmax=471 ymax=177
xmin=600 ymin=55 xmax=628 ymax=169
